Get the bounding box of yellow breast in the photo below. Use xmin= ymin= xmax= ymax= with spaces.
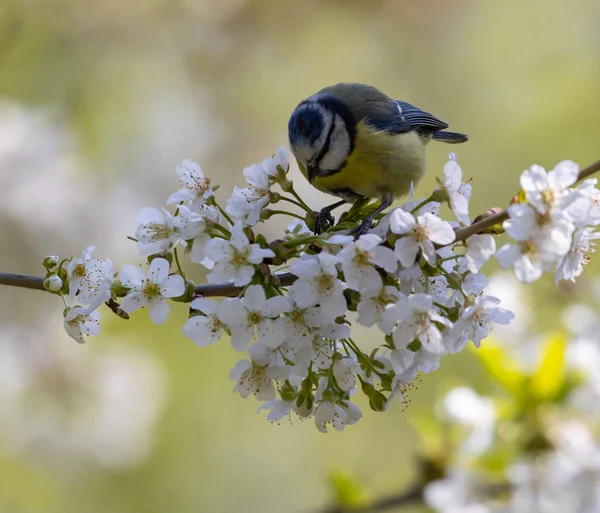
xmin=310 ymin=121 xmax=427 ymax=202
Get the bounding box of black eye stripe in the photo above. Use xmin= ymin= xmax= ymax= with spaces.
xmin=314 ymin=117 xmax=337 ymax=166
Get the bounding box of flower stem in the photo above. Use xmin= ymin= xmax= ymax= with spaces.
xmin=210 ymin=223 xmax=231 ymax=239
xmin=268 ymin=210 xmax=306 ymax=220
xmin=173 ymin=247 xmax=187 ymax=280
xmin=287 ymin=186 xmax=313 ymax=213
xmin=410 ymin=196 xmax=434 ymax=214
xmin=438 ymin=268 xmax=467 ymax=299
xmin=215 ymin=203 xmax=234 ymax=226
xmin=278 ymin=195 xmax=312 ymax=213
xmin=283 ymin=235 xmax=320 ymax=248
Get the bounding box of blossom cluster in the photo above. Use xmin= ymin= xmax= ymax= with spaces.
xmin=496 ymin=161 xmax=600 ymax=283
xmin=423 ymin=284 xmax=600 ymax=513
xmin=39 ymin=148 xmax=599 ymax=432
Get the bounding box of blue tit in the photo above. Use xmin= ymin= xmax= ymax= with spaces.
xmin=288 ymin=82 xmax=468 ymax=234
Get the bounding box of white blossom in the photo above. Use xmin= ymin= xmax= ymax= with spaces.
xmin=441 ymin=153 xmax=471 ymax=224
xmin=166 ymin=159 xmax=213 ymax=211
xmin=260 ymin=146 xmax=290 ymax=177
xmin=555 ymin=226 xmax=599 ymax=283
xmin=182 ymin=298 xmax=226 ymax=347
xmin=390 ymin=209 xmax=455 ymax=267
xmin=314 ymin=398 xmax=362 ymax=433
xmin=205 ymin=224 xmax=274 ymax=286
xmin=230 ymin=359 xmax=276 ymax=401
xmin=465 ymin=234 xmax=496 ymax=273
xmin=175 ymin=204 xmax=220 ymax=265
xmin=520 ymin=160 xmax=580 ymax=215
xmin=273 ymin=297 xmax=324 ymax=348
xmin=257 ymin=398 xmax=295 ymax=422
xmin=231 ymin=341 xmax=290 ymax=401
xmin=496 ymin=203 xmax=574 ymax=283
xmin=357 ymin=286 xmax=403 ymax=331
xmin=337 ymin=234 xmax=397 ymax=295
xmin=135 ymin=207 xmax=178 ymax=256
xmin=289 ymin=253 xmax=347 ymax=324
xmin=64 ymin=306 xmax=101 ymax=344
xmin=449 ymin=296 xmax=514 ymax=352
xmin=575 ymin=178 xmax=600 ymax=226
xmin=119 ymin=258 xmax=185 ymax=324
xmin=226 ymin=164 xmax=271 ymax=226
xmin=332 ymin=357 xmax=360 ymax=391
xmin=67 ymin=245 xmax=113 ymax=307
xmin=390 ymin=347 xmax=441 ymax=379
xmin=217 ymin=285 xmax=288 ymax=351
xmin=383 ymin=293 xmax=451 ymax=354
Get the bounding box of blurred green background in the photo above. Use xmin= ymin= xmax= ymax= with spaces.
xmin=0 ymin=0 xmax=599 ymax=511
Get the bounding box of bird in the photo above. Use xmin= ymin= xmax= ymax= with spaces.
xmin=287 ymin=82 xmax=468 ymax=235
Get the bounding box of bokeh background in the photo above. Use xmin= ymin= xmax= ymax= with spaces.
xmin=1 ymin=0 xmax=599 ymax=511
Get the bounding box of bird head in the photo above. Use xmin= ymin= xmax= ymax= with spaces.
xmin=288 ymin=95 xmax=355 ymax=182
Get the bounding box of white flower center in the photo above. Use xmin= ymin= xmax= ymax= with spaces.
xmin=209 ymin=315 xmax=224 ymax=333
xmin=142 ymin=280 xmax=161 ymax=299
xmin=541 ymin=188 xmax=556 ymax=206
xmin=315 ymin=272 xmax=334 ymax=294
xmin=230 ymin=247 xmax=249 ymax=268
xmin=352 ymin=248 xmax=371 ymax=268
xmin=413 ymin=225 xmax=428 ymax=243
xmin=184 ymin=175 xmax=211 ymax=196
xmin=145 ymin=222 xmax=172 ymax=241
xmin=72 ymin=263 xmax=87 ymax=278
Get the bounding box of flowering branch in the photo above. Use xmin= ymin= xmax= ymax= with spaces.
xmin=3 ymin=160 xmax=598 ymax=296
xmin=451 ymin=158 xmax=600 ymax=244
xmin=1 ymin=148 xmax=599 ymax=432
xmin=0 ymin=270 xmax=298 ymax=298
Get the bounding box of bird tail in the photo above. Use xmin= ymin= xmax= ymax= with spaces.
xmin=432 ymin=131 xmax=468 ymax=144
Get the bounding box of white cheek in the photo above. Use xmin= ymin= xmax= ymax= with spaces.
xmin=319 ymin=118 xmax=350 ymax=172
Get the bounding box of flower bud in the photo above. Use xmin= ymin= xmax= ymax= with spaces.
xmin=260 ymin=209 xmax=274 ymax=220
xmin=430 ymin=186 xmax=449 ymax=204
xmin=43 ymin=275 xmax=63 ymax=293
xmin=269 ymin=192 xmax=281 ymax=204
xmin=43 ymin=253 xmax=60 ymax=271
xmin=279 ymin=179 xmax=294 ymax=193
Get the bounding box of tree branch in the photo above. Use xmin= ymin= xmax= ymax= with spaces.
xmin=0 ymin=273 xmax=45 ymax=291
xmin=320 ymin=485 xmax=423 ymax=513
xmin=451 ymin=158 xmax=600 ymax=244
xmin=0 ymin=271 xmax=298 ymax=298
xmin=1 ymin=159 xmax=599 ymax=297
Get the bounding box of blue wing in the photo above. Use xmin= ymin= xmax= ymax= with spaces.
xmin=395 ymin=101 xmax=449 ymax=132
xmin=362 ymin=99 xmax=449 ymax=135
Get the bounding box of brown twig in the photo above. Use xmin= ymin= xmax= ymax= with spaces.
xmin=2 ymin=159 xmax=599 ymax=297
xmin=0 ymin=273 xmax=45 ymax=291
xmin=320 ymin=485 xmax=423 ymax=513
xmin=452 ymin=159 xmax=600 ymax=244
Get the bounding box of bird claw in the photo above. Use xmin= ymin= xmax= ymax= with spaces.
xmin=314 ymin=209 xmax=335 ymax=234
xmin=351 ymin=218 xmax=373 ymax=238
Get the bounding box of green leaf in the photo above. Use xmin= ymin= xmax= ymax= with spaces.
xmin=474 ymin=341 xmax=527 ymax=395
xmin=328 ymin=469 xmax=370 ymax=509
xmin=530 ymin=333 xmax=566 ymax=401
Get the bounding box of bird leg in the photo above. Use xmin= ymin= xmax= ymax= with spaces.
xmin=352 ymin=192 xmax=394 ymax=237
xmin=314 ymin=200 xmax=347 ymax=234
